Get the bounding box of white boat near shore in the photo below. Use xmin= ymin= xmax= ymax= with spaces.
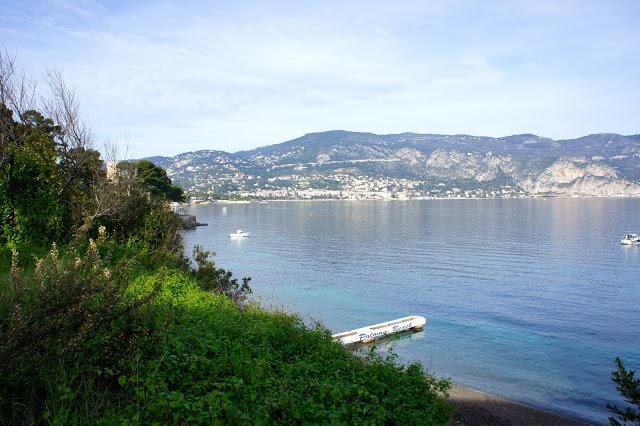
xmin=332 ymin=316 xmax=426 ymax=345
xmin=620 ymin=233 xmax=640 ymax=245
xmin=229 ymin=229 xmax=250 ymax=238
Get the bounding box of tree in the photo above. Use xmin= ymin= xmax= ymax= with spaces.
xmin=131 ymin=160 xmax=185 ymax=202
xmin=0 ymin=52 xmax=185 ymax=245
xmin=58 ymin=147 xmax=104 ymax=234
xmin=0 ymin=51 xmax=98 ymax=245
xmin=0 ymin=105 xmax=64 ymax=245
xmin=608 ymin=356 xmax=640 ymax=426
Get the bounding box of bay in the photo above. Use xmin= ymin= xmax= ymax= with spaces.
xmin=182 ymin=199 xmax=640 ymax=423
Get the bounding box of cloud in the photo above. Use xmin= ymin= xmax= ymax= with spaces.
xmin=459 ymin=55 xmax=489 ymax=68
xmin=1 ymin=0 xmax=639 ymax=157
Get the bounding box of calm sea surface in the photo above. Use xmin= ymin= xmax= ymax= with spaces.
xmin=182 ymin=199 xmax=640 ymax=423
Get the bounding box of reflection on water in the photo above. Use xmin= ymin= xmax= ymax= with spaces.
xmin=182 ymin=199 xmax=640 ymax=423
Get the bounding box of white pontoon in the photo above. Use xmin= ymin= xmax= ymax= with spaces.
xmin=332 ymin=316 xmax=426 ymax=345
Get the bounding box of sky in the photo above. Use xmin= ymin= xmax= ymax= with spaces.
xmin=1 ymin=0 xmax=639 ymax=158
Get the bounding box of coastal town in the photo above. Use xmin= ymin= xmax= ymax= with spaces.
xmin=183 ymin=170 xmax=526 ymax=202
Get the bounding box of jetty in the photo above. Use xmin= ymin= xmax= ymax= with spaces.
xmin=173 ymin=207 xmax=208 ymax=229
xmin=332 ymin=316 xmax=426 ymax=345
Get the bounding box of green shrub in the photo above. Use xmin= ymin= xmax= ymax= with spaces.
xmin=191 ymin=245 xmax=252 ymax=305
xmin=0 ymin=241 xmax=160 ymax=423
xmin=608 ymin=356 xmax=640 ymax=425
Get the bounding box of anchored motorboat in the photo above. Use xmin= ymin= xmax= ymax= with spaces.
xmin=621 ymin=233 xmax=640 ymax=245
xmin=229 ymin=229 xmax=250 ymax=238
xmin=332 ymin=316 xmax=426 ymax=345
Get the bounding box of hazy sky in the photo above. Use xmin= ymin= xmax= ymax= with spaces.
xmin=1 ymin=0 xmax=639 ymax=157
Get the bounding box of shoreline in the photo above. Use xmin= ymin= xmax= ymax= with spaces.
xmin=449 ymin=383 xmax=594 ymax=426
xmin=184 ymin=195 xmax=640 ymax=206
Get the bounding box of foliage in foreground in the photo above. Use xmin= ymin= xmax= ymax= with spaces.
xmin=108 ymin=269 xmax=451 ymax=425
xmin=0 ymin=240 xmax=451 ymax=424
xmin=0 ymin=238 xmax=160 ymax=424
xmin=608 ymin=356 xmax=640 ymax=426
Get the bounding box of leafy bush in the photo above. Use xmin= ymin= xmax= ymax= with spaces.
xmin=191 ymin=245 xmax=251 ymax=305
xmin=608 ymin=356 xmax=640 ymax=425
xmin=0 ymin=240 xmax=159 ymax=423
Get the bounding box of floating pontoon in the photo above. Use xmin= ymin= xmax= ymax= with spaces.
xmin=332 ymin=316 xmax=426 ymax=345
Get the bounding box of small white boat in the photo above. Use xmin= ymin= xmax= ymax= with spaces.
xmin=332 ymin=316 xmax=426 ymax=345
xmin=621 ymin=233 xmax=640 ymax=245
xmin=229 ymin=229 xmax=250 ymax=238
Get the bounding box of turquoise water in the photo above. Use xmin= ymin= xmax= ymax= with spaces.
xmin=182 ymin=199 xmax=640 ymax=423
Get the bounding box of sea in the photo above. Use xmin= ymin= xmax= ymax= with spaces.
xmin=181 ymin=198 xmax=640 ymax=424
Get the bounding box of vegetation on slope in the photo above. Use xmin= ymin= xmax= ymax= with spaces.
xmin=1 ymin=239 xmax=451 ymax=424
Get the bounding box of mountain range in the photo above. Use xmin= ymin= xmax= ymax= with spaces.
xmin=144 ymin=131 xmax=640 ymax=198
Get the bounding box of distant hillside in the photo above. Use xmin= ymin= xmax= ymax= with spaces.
xmin=143 ymin=131 xmax=640 ymax=199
